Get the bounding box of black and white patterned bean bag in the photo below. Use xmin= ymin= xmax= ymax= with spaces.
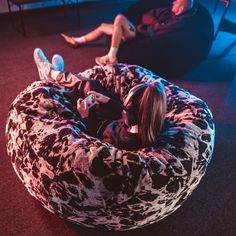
xmin=6 ymin=64 xmax=215 ymax=231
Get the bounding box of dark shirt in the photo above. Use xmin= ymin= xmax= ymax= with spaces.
xmin=102 ymin=119 xmax=142 ymax=151
xmin=81 ymin=88 xmax=142 ymax=150
xmin=84 ymin=97 xmax=122 ymax=136
xmin=56 ymin=72 xmax=142 ymax=150
xmin=138 ymin=7 xmax=196 ymax=36
xmin=84 ymin=100 xmax=142 ymax=151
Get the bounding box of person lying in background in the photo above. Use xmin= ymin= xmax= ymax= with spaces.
xmin=61 ymin=0 xmax=195 ymax=65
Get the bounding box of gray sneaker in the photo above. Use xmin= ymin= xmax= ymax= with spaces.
xmin=33 ymin=48 xmax=52 ymax=81
xmin=52 ymin=54 xmax=64 ymax=72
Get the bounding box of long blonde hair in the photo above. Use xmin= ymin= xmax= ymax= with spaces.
xmin=137 ymin=82 xmax=167 ymax=147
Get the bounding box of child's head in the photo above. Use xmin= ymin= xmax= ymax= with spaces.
xmin=123 ymin=82 xmax=167 ymax=147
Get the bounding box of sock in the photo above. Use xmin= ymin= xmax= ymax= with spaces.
xmin=74 ymin=36 xmax=86 ymax=44
xmin=108 ymin=46 xmax=118 ymax=61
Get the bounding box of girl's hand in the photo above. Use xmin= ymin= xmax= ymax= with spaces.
xmin=87 ymin=91 xmax=110 ymax=104
xmin=77 ymin=98 xmax=89 ymax=118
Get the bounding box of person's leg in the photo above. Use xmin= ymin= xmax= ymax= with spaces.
xmin=61 ymin=23 xmax=113 ymax=48
xmin=34 ymin=48 xmax=80 ymax=88
xmin=95 ymin=14 xmax=136 ymax=65
xmin=83 ymin=23 xmax=114 ymax=41
xmin=34 ymin=48 xmax=57 ymax=81
xmin=111 ymin=14 xmax=136 ymax=48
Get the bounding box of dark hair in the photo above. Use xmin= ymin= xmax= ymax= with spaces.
xmin=136 ymin=82 xmax=167 ymax=147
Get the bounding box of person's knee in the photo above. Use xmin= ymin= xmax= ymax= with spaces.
xmin=98 ymin=23 xmax=107 ymax=31
xmin=114 ymin=14 xmax=126 ymax=26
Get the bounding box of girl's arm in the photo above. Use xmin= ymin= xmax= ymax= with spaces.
xmin=87 ymin=91 xmax=123 ymax=120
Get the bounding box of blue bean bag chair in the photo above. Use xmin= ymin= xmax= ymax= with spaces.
xmin=6 ymin=64 xmax=215 ymax=230
xmin=114 ymin=2 xmax=214 ymax=78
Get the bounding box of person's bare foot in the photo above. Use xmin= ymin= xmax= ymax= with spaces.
xmin=95 ymin=55 xmax=118 ymax=65
xmin=61 ymin=33 xmax=80 ymax=48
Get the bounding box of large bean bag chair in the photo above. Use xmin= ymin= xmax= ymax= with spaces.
xmin=114 ymin=1 xmax=214 ymax=78
xmin=6 ymin=64 xmax=215 ymax=231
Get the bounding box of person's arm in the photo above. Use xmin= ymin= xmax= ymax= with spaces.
xmin=150 ymin=16 xmax=186 ymax=35
xmin=87 ymin=91 xmax=123 ymax=121
xmin=149 ymin=8 xmax=196 ymax=36
xmin=138 ymin=8 xmax=168 ymax=36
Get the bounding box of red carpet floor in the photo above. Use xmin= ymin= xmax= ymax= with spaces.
xmin=0 ymin=1 xmax=236 ymax=235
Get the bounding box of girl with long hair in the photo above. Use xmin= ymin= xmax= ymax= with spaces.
xmin=34 ymin=48 xmax=167 ymax=150
xmin=101 ymin=82 xmax=167 ymax=150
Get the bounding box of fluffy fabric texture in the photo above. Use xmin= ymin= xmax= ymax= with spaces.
xmin=6 ymin=64 xmax=215 ymax=230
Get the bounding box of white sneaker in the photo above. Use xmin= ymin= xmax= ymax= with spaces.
xmin=52 ymin=54 xmax=64 ymax=72
xmin=33 ymin=48 xmax=52 ymax=81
